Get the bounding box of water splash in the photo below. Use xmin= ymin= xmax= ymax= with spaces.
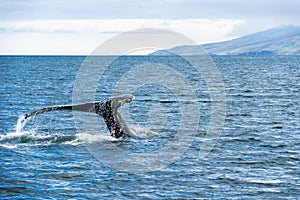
xmin=0 ymin=115 xmax=80 ymax=148
xmin=0 ymin=115 xmax=118 ymax=148
xmin=15 ymin=115 xmax=28 ymax=133
xmin=0 ymin=115 xmax=33 ymax=148
xmin=0 ymin=116 xmax=158 ymax=149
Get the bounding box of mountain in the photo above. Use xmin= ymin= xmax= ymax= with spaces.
xmin=151 ymin=26 xmax=300 ymax=56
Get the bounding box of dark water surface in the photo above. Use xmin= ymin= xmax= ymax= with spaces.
xmin=0 ymin=56 xmax=299 ymax=199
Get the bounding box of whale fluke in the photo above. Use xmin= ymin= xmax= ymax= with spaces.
xmin=24 ymin=96 xmax=135 ymax=138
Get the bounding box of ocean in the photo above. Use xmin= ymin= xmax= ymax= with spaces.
xmin=0 ymin=55 xmax=299 ymax=199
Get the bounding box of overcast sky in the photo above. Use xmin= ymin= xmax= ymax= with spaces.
xmin=0 ymin=0 xmax=299 ymax=55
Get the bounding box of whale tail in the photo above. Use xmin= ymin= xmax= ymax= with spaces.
xmin=107 ymin=95 xmax=135 ymax=138
xmin=24 ymin=95 xmax=135 ymax=138
xmin=110 ymin=95 xmax=135 ymax=110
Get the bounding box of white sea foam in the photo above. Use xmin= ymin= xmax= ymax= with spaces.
xmin=78 ymin=132 xmax=119 ymax=143
xmin=0 ymin=116 xmax=160 ymax=149
xmin=130 ymin=125 xmax=160 ymax=138
xmin=0 ymin=143 xmax=18 ymax=149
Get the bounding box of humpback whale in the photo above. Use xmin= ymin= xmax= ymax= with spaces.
xmin=24 ymin=96 xmax=134 ymax=138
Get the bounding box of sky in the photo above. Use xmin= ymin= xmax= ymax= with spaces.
xmin=0 ymin=0 xmax=299 ymax=55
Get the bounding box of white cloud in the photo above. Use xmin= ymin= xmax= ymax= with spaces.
xmin=0 ymin=18 xmax=243 ymax=55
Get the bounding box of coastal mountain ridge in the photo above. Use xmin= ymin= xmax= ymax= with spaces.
xmin=151 ymin=26 xmax=300 ymax=55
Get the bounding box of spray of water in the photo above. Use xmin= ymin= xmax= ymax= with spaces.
xmin=15 ymin=115 xmax=28 ymax=133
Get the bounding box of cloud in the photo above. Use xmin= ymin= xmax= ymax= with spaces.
xmin=0 ymin=0 xmax=299 ymax=21
xmin=0 ymin=19 xmax=243 ymax=39
xmin=1 ymin=1 xmax=299 ymax=39
xmin=1 ymin=0 xmax=298 ymax=55
xmin=0 ymin=18 xmax=243 ymax=55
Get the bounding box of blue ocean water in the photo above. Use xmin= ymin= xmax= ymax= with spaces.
xmin=0 ymin=55 xmax=299 ymax=199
